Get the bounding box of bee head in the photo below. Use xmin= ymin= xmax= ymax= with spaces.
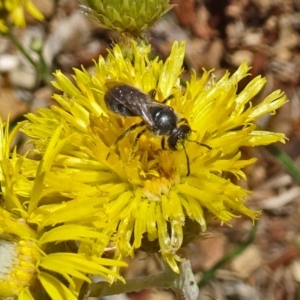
xmin=167 ymin=124 xmax=191 ymax=150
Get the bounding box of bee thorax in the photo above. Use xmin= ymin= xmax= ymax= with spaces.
xmin=151 ymin=108 xmax=177 ymax=135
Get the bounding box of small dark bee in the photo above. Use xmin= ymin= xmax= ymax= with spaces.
xmin=104 ymin=83 xmax=210 ymax=175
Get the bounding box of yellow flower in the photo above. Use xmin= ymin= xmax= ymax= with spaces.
xmin=0 ymin=19 xmax=7 ymax=31
xmin=21 ymin=40 xmax=286 ymax=273
xmin=0 ymin=0 xmax=44 ymax=32
xmin=0 ymin=121 xmax=126 ymax=299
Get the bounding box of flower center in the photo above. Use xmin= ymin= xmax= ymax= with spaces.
xmin=142 ymin=175 xmax=179 ymax=201
xmin=0 ymin=239 xmax=39 ymax=296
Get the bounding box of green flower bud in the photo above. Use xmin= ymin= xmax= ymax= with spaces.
xmin=81 ymin=0 xmax=174 ymax=33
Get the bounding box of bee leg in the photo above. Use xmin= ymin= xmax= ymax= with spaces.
xmin=149 ymin=89 xmax=156 ymax=99
xmin=129 ymin=128 xmax=147 ymax=160
xmin=162 ymin=94 xmax=174 ymax=104
xmin=149 ymin=89 xmax=174 ymax=104
xmin=106 ymin=121 xmax=145 ymax=159
xmin=178 ymin=117 xmax=189 ymax=124
xmin=161 ymin=136 xmax=166 ymax=150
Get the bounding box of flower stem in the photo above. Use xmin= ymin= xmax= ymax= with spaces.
xmin=87 ymin=259 xmax=199 ymax=300
xmin=5 ymin=26 xmax=51 ymax=84
xmin=266 ymin=145 xmax=300 ymax=184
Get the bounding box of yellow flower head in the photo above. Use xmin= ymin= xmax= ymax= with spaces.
xmin=22 ymin=40 xmax=286 ymax=272
xmin=0 ymin=0 xmax=44 ymax=32
xmin=0 ymin=122 xmax=126 ymax=299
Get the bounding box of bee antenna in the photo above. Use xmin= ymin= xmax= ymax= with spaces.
xmin=186 ymin=139 xmax=211 ymax=150
xmin=182 ymin=143 xmax=190 ymax=176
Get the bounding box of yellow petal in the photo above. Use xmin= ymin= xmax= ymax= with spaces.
xmin=38 ymin=272 xmax=77 ymax=300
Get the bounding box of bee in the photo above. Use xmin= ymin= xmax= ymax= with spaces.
xmin=104 ymin=83 xmax=210 ymax=175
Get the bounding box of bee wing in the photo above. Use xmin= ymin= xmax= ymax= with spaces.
xmin=105 ymin=82 xmax=157 ymax=127
xmin=132 ymin=96 xmax=167 ymax=128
